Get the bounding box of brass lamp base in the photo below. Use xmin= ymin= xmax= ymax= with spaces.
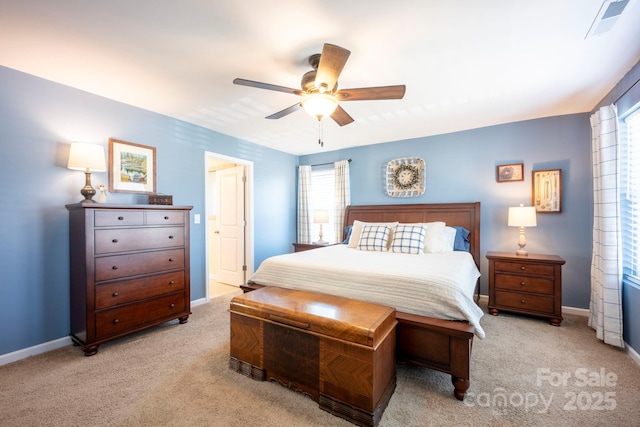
xmin=80 ymin=170 xmax=97 ymax=203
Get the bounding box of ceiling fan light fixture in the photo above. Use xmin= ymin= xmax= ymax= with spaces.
xmin=301 ymin=93 xmax=338 ymax=120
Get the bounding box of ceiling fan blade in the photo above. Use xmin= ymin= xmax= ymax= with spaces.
xmin=315 ymin=44 xmax=351 ymax=92
xmin=335 ymin=85 xmax=406 ymax=101
xmin=330 ymin=105 xmax=354 ymax=127
xmin=233 ymin=78 xmax=304 ymax=96
xmin=266 ymin=103 xmax=302 ymax=119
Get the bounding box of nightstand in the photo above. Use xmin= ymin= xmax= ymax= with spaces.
xmin=486 ymin=251 xmax=566 ymax=326
xmin=293 ymin=242 xmax=331 ymax=252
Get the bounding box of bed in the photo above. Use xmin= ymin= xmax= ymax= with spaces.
xmin=243 ymin=202 xmax=482 ymax=400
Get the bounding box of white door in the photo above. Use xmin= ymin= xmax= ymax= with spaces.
xmin=216 ymin=166 xmax=245 ymax=286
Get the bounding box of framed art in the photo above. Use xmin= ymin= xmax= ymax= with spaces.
xmin=496 ymin=163 xmax=524 ymax=182
xmin=532 ymin=169 xmax=562 ymax=213
xmin=386 ymin=157 xmax=426 ymax=197
xmin=108 ymin=138 xmax=156 ymax=194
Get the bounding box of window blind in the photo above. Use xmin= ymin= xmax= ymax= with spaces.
xmin=311 ymin=168 xmax=336 ymax=243
xmin=621 ymin=108 xmax=640 ymax=279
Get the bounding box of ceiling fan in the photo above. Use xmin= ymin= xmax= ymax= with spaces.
xmin=233 ymin=43 xmax=406 ymax=130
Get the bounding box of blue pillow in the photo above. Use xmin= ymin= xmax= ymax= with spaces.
xmin=342 ymin=225 xmax=353 ymax=244
xmin=452 ymin=226 xmax=471 ymax=251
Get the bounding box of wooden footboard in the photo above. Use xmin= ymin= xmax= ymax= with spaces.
xmin=395 ymin=311 xmax=474 ymax=400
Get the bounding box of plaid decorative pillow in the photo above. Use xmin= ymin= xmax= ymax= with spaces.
xmin=391 ymin=224 xmax=426 ymax=254
xmin=357 ymin=224 xmax=391 ymax=252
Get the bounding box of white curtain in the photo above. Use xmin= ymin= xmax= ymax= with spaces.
xmin=589 ymin=104 xmax=625 ymax=348
xmin=334 ymin=160 xmax=351 ymax=241
xmin=297 ymin=165 xmax=312 ymax=243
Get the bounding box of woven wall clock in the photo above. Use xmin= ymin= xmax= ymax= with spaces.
xmin=386 ymin=157 xmax=426 ymax=197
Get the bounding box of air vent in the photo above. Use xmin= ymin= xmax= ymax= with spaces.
xmin=585 ymin=0 xmax=630 ymax=38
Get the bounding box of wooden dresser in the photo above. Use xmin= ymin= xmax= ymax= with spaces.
xmin=66 ymin=203 xmax=193 ymax=355
xmin=486 ymin=251 xmax=565 ymax=326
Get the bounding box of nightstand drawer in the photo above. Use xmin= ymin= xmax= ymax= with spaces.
xmin=495 ymin=290 xmax=554 ymax=314
xmin=494 ymin=261 xmax=554 ymax=276
xmin=494 ymin=273 xmax=554 ymax=294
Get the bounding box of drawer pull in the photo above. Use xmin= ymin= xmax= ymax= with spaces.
xmin=169 ymin=303 xmax=175 ymax=308
xmin=113 ymin=319 xmax=119 ymax=324
xmin=520 ymin=281 xmax=526 ymax=286
xmin=118 ymin=216 xmax=124 ymax=220
xmin=521 ymin=299 xmax=526 ymax=304
xmin=169 ymin=280 xmax=175 ymax=285
xmin=112 ymin=266 xmax=118 ymax=270
xmin=164 ymin=216 xmax=170 ymax=220
xmin=520 ymin=266 xmax=526 ymax=270
xmin=112 ymin=292 xmax=119 ymax=297
xmin=112 ymin=239 xmax=118 ymax=243
xmin=168 ymin=235 xmax=174 ymax=239
xmin=169 ymin=258 xmax=174 ymax=262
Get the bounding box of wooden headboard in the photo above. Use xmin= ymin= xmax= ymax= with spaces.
xmin=343 ymin=202 xmax=481 ymax=268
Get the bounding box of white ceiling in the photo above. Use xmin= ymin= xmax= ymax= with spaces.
xmin=1 ymin=1 xmax=639 ymax=155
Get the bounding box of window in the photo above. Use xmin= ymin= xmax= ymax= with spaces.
xmin=621 ymin=107 xmax=640 ymax=281
xmin=310 ymin=167 xmax=336 ymax=243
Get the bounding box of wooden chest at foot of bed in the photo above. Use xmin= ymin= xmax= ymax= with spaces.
xmin=229 ymin=287 xmax=397 ymax=427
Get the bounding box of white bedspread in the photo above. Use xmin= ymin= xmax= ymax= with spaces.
xmin=249 ymin=245 xmax=485 ymax=338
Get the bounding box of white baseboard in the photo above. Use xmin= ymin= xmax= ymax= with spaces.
xmin=0 ymin=336 xmax=71 ymax=367
xmin=562 ymin=305 xmax=589 ymax=317
xmin=191 ymin=297 xmax=207 ymax=307
xmin=1 ymin=298 xmax=211 ymax=366
xmin=626 ymin=342 xmax=640 ymax=366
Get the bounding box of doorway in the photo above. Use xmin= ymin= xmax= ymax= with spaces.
xmin=204 ymin=152 xmax=254 ymax=300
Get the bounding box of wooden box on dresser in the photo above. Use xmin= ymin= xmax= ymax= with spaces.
xmin=66 ymin=203 xmax=193 ymax=355
xmin=486 ymin=251 xmax=566 ymax=326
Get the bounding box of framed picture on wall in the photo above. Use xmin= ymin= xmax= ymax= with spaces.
xmin=108 ymin=138 xmax=156 ymax=194
xmin=496 ymin=163 xmax=524 ymax=182
xmin=532 ymin=169 xmax=562 ymax=213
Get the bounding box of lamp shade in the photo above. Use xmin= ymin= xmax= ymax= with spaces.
xmin=313 ymin=209 xmax=329 ymax=224
xmin=301 ymin=94 xmax=339 ymax=119
xmin=67 ymin=142 xmax=106 ymax=172
xmin=508 ymin=205 xmax=537 ymax=227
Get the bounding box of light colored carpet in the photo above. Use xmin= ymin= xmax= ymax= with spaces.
xmin=1 ymin=290 xmax=639 ymax=427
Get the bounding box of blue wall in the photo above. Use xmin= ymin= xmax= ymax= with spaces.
xmin=2 ymin=59 xmax=639 ymax=359
xmin=0 ymin=66 xmax=297 ymax=356
xmin=301 ymin=114 xmax=592 ymax=308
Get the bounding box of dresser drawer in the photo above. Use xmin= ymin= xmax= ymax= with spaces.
xmin=95 ymin=293 xmax=186 ymax=339
xmin=494 ymin=261 xmax=554 ymax=276
xmin=146 ymin=210 xmax=186 ymax=225
xmin=95 ymin=271 xmax=185 ymax=309
xmin=95 ymin=210 xmax=144 ymax=227
xmin=95 ymin=249 xmax=185 ymax=281
xmin=494 ymin=290 xmax=554 ymax=314
xmin=494 ymin=273 xmax=554 ymax=295
xmin=95 ymin=227 xmax=184 ymax=254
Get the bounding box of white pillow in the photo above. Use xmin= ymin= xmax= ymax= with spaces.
xmin=357 ymin=224 xmax=392 ymax=252
xmin=348 ymin=220 xmax=399 ymax=248
xmin=442 ymin=226 xmax=456 ymax=252
xmin=422 ymin=221 xmax=446 ymax=253
xmin=390 ymin=224 xmax=426 ymax=254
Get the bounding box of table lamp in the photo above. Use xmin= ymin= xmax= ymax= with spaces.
xmin=313 ymin=209 xmax=329 ymax=244
xmin=508 ymin=204 xmax=537 ymax=256
xmin=67 ymin=142 xmax=106 ymax=203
